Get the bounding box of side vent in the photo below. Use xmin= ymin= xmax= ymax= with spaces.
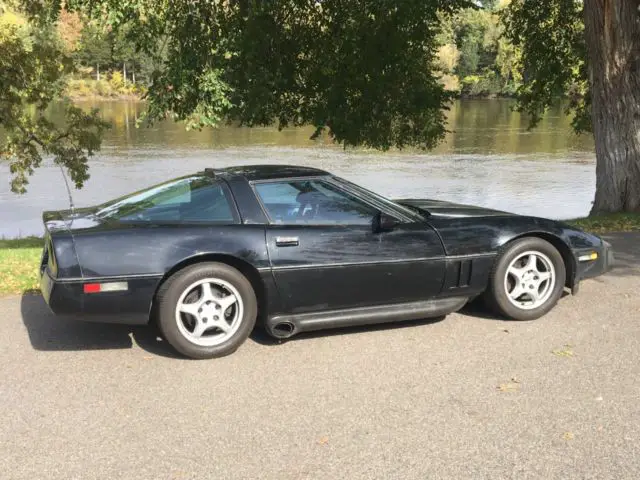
xmin=445 ymin=259 xmax=475 ymax=291
xmin=444 ymin=255 xmax=494 ymax=293
xmin=457 ymin=259 xmax=473 ymax=288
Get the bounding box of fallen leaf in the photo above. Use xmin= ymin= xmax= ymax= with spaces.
xmin=318 ymin=437 xmax=329 ymax=445
xmin=562 ymin=432 xmax=575 ymax=440
xmin=497 ymin=381 xmax=520 ymax=392
xmin=552 ymin=344 xmax=574 ymax=357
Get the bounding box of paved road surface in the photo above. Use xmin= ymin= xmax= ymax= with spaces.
xmin=1 ymin=233 xmax=639 ymax=479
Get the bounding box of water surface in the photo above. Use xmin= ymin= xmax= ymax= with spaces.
xmin=0 ymin=99 xmax=596 ymax=238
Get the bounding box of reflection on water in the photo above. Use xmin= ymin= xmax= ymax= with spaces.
xmin=0 ymin=99 xmax=595 ymax=238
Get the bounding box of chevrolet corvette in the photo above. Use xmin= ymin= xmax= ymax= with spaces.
xmin=39 ymin=165 xmax=614 ymax=359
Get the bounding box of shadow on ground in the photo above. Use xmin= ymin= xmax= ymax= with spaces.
xmin=20 ymin=232 xmax=639 ymax=357
xmin=21 ymin=293 xmax=449 ymax=354
xmin=456 ymin=298 xmax=505 ymax=321
xmin=20 ymin=294 xmax=182 ymax=359
xmin=601 ymin=232 xmax=640 ymax=277
xmin=456 ymin=291 xmax=572 ymax=321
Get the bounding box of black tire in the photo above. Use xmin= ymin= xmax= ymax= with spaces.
xmin=155 ymin=262 xmax=257 ymax=359
xmin=485 ymin=237 xmax=566 ymax=321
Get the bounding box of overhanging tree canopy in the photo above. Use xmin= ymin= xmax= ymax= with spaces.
xmin=504 ymin=0 xmax=640 ymax=214
xmin=3 ymin=0 xmax=640 ymax=215
xmin=3 ymin=0 xmax=472 ymax=193
xmin=0 ymin=2 xmax=108 ymax=193
xmin=73 ymin=0 xmax=474 ymax=149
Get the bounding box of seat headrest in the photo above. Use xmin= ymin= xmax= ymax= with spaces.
xmin=296 ymin=190 xmax=324 ymax=204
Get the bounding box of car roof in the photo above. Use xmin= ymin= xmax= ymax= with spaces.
xmin=205 ymin=164 xmax=330 ymax=181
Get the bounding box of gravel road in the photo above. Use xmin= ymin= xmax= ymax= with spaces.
xmin=1 ymin=233 xmax=639 ymax=480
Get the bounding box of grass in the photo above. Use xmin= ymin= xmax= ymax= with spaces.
xmin=567 ymin=212 xmax=640 ymax=234
xmin=0 ymin=237 xmax=42 ymax=295
xmin=1 ymin=212 xmax=639 ymax=296
xmin=0 ymin=236 xmax=44 ymax=249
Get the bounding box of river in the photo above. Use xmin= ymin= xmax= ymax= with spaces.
xmin=0 ymin=99 xmax=596 ymax=238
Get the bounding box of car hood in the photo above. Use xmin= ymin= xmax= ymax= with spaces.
xmin=394 ymin=198 xmax=513 ymax=218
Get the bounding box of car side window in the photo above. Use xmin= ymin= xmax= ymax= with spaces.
xmin=254 ymin=179 xmax=378 ymax=225
xmin=96 ymin=176 xmax=237 ymax=223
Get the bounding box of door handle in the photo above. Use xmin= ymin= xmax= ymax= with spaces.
xmin=275 ymin=236 xmax=299 ymax=247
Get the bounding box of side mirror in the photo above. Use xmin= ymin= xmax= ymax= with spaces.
xmin=372 ymin=211 xmax=399 ymax=233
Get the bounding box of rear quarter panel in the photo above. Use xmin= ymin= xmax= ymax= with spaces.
xmin=72 ymin=224 xmax=270 ymax=277
xmin=68 ymin=224 xmax=274 ymax=317
xmin=46 ymin=234 xmax=83 ymax=278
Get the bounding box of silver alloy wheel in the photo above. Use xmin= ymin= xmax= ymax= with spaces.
xmin=174 ymin=278 xmax=244 ymax=347
xmin=504 ymin=250 xmax=556 ymax=310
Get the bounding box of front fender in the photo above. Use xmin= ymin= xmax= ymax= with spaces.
xmin=428 ymin=215 xmax=601 ymax=289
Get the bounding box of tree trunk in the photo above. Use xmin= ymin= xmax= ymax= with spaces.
xmin=97 ymin=64 xmax=100 ymax=81
xmin=123 ymin=62 xmax=127 ymax=85
xmin=584 ymin=0 xmax=640 ymax=214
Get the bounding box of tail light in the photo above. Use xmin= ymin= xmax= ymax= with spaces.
xmin=40 ymin=236 xmax=58 ymax=276
xmin=40 ymin=241 xmax=49 ymax=275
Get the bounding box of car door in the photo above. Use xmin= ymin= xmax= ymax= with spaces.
xmin=253 ymin=178 xmax=447 ymax=314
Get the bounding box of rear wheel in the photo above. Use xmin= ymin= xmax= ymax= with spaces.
xmin=486 ymin=237 xmax=566 ymax=321
xmin=156 ymin=262 xmax=257 ymax=359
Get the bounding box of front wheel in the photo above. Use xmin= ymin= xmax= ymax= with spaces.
xmin=485 ymin=237 xmax=566 ymax=321
xmin=155 ymin=262 xmax=257 ymax=359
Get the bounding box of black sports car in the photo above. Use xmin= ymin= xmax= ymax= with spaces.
xmin=39 ymin=165 xmax=614 ymax=359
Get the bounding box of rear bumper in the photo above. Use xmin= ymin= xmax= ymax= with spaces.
xmin=40 ymin=268 xmax=158 ymax=325
xmin=40 ymin=268 xmax=80 ymax=315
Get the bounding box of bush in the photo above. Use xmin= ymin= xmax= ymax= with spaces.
xmin=64 ymin=71 xmax=146 ymax=98
xmin=439 ymin=74 xmax=461 ymax=93
xmin=109 ymin=71 xmax=124 ymax=90
xmin=67 ymin=78 xmax=92 ymax=96
xmin=95 ymin=79 xmax=114 ymax=97
xmin=460 ymin=70 xmax=503 ymax=97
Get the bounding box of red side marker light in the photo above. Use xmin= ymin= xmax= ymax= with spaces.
xmin=83 ymin=282 xmax=128 ymax=294
xmin=84 ymin=283 xmax=101 ymax=293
